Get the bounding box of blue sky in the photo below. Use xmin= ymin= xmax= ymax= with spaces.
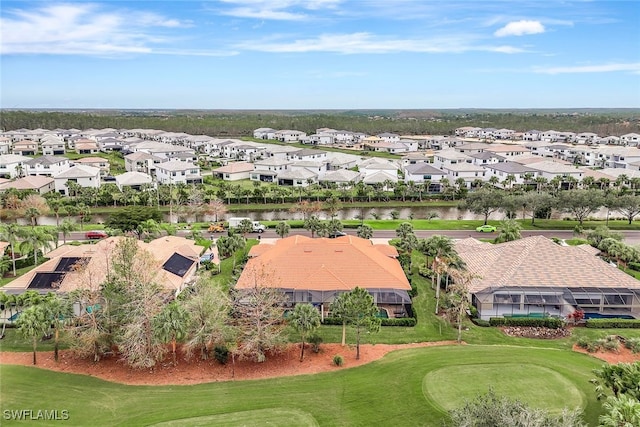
xmin=1 ymin=0 xmax=639 ymax=109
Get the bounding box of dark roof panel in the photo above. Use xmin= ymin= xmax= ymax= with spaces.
xmin=28 ymin=272 xmax=65 ymax=289
xmin=55 ymin=257 xmax=87 ymax=272
xmin=162 ymin=253 xmax=195 ymax=278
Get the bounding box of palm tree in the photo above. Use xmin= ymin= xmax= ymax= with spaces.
xmin=275 ymin=221 xmax=290 ymax=238
xmin=0 ymin=256 xmax=12 ymax=278
xmin=395 ymin=222 xmax=414 ymax=240
xmin=42 ymin=293 xmax=72 ymax=362
xmin=494 ymin=219 xmax=522 ymax=243
xmin=45 ymin=196 xmax=65 ymax=227
xmin=17 ymin=304 xmax=49 ymax=365
xmin=421 ymin=235 xmax=457 ymax=314
xmin=304 ymin=215 xmax=322 ymax=238
xmin=288 ymin=303 xmax=321 ymax=362
xmin=24 ymin=207 xmax=40 ymax=228
xmin=18 ymin=227 xmax=55 ymax=266
xmin=0 ymin=223 xmax=21 ymax=276
xmin=324 ymin=196 xmax=342 ymax=219
xmin=58 ymin=219 xmax=77 ymax=245
xmin=153 ymin=301 xmax=189 ymax=366
xmin=357 ymin=224 xmax=373 ymax=239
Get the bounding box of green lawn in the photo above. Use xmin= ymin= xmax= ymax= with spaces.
xmin=0 ymin=345 xmax=605 ymax=426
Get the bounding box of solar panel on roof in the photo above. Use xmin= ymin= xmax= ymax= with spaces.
xmin=55 ymin=257 xmax=87 ymax=272
xmin=28 ymin=272 xmax=65 ymax=289
xmin=162 ymin=253 xmax=195 ymax=277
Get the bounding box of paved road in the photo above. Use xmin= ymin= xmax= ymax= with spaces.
xmin=63 ymin=229 xmax=640 ymax=246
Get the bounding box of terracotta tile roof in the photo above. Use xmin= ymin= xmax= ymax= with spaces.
xmin=237 ymin=235 xmax=410 ymax=292
xmin=4 ymin=236 xmax=203 ymax=294
xmin=455 ymin=236 xmax=640 ymax=293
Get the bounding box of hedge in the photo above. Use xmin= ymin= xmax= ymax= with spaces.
xmin=321 ymin=317 xmax=416 ymax=327
xmin=585 ymin=318 xmax=640 ymax=329
xmin=489 ymin=317 xmax=564 ymax=329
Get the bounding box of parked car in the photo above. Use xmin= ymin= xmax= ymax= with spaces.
xmin=85 ymin=230 xmax=108 ymax=240
xmin=475 ymin=225 xmax=497 ymax=233
xmin=328 ymin=231 xmax=347 ymax=238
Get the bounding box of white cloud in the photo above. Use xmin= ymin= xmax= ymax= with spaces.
xmin=534 ymin=63 xmax=640 ymax=74
xmin=235 ymin=32 xmax=524 ymax=54
xmin=0 ymin=3 xmax=191 ymax=56
xmin=494 ymin=20 xmax=545 ymax=37
xmin=217 ymin=0 xmax=341 ymax=20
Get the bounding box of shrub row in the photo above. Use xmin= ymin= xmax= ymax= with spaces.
xmin=321 ymin=317 xmax=416 ymax=327
xmin=585 ymin=318 xmax=640 ymax=328
xmin=489 ymin=317 xmax=564 ymax=329
xmin=471 ymin=318 xmax=491 ymax=327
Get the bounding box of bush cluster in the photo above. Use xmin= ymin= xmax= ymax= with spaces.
xmin=489 ymin=317 xmax=564 ymax=329
xmin=321 ymin=317 xmax=416 ymax=327
xmin=585 ymin=318 xmax=640 ymax=328
xmin=625 ymin=337 xmax=640 ymax=353
xmin=471 ymin=318 xmax=491 ymax=327
xmin=576 ymin=335 xmax=621 ymax=353
xmin=332 ymin=355 xmax=343 ymax=366
xmin=380 ymin=318 xmax=417 ymax=327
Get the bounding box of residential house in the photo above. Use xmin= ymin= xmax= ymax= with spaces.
xmin=359 ymin=158 xmax=399 ymax=180
xmin=326 ymin=152 xmax=360 ymax=170
xmin=468 ymin=151 xmax=505 ymax=166
xmin=523 ymin=130 xmax=542 ymax=141
xmin=53 ymin=165 xmax=101 ymax=195
xmin=274 ymin=130 xmax=307 ymax=142
xmin=253 ymin=128 xmax=277 ymax=139
xmin=212 ymin=161 xmax=254 ymax=181
xmin=115 ymin=171 xmax=153 ymax=191
xmin=131 ymin=141 xmax=195 ymax=159
xmin=440 ymin=163 xmax=487 ymax=187
xmin=526 ymin=160 xmax=584 ymax=184
xmin=156 ymin=161 xmax=202 ymax=185
xmin=124 ymin=151 xmax=163 ymax=175
xmin=287 ymin=148 xmax=328 ymax=161
xmin=235 ymin=236 xmax=413 ymax=318
xmin=12 ymin=139 xmax=38 ymax=156
xmin=318 ymin=169 xmax=361 ymax=187
xmin=0 ymin=138 xmax=10 ymax=155
xmin=433 ymin=150 xmax=473 ymax=169
xmin=455 ymin=142 xmax=493 ymax=154
xmin=75 ymin=140 xmax=100 ymax=154
xmin=401 ymin=152 xmax=434 ymax=166
xmin=277 ymin=168 xmax=318 ymax=187
xmin=377 ymin=132 xmax=400 ymax=143
xmin=73 ymin=157 xmax=110 ymax=176
xmin=483 ymin=162 xmax=539 ymax=187
xmin=455 ymin=236 xmax=640 ymax=320
xmin=40 ymin=139 xmax=66 ymax=155
xmin=25 ymin=155 xmax=71 ymax=177
xmin=484 ymin=144 xmax=530 ymax=158
xmin=251 ymin=157 xmax=292 ymax=183
xmin=621 ymin=133 xmax=640 ymax=146
xmin=2 ymin=236 xmax=203 ymax=296
xmin=402 ymin=163 xmax=446 ymax=190
xmin=0 ymin=154 xmax=31 ymax=178
xmin=0 ymin=176 xmax=55 ymax=195
xmin=97 ymin=137 xmax=124 ymax=152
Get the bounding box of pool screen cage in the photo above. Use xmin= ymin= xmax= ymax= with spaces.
xmin=281 ymin=288 xmax=412 ymax=315
xmin=473 ymin=285 xmax=640 ymax=320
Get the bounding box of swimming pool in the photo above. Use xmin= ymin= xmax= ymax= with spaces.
xmin=583 ymin=313 xmax=635 ymax=320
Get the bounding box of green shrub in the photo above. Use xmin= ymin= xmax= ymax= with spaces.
xmin=576 ymin=336 xmax=591 ymax=349
xmin=380 ymin=318 xmax=417 ymax=327
xmin=472 ymin=318 xmax=491 ymax=327
xmin=213 ymin=346 xmax=229 ymax=365
xmin=625 ymin=337 xmax=640 ymax=353
xmin=629 ymin=262 xmax=640 ymax=271
xmin=332 ymin=355 xmax=343 ymax=366
xmin=489 ymin=317 xmax=564 ymax=329
xmin=469 ymin=305 xmax=479 ymax=319
xmin=309 ymin=334 xmax=323 ymax=353
xmin=603 ymin=339 xmax=620 ymax=352
xmin=323 ymin=317 xmax=416 ymax=327
xmin=585 ymin=319 xmax=640 ymax=328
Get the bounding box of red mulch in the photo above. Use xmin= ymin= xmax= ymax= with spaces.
xmin=572 ymin=344 xmax=640 ymax=364
xmin=0 ymin=341 xmax=458 ymax=386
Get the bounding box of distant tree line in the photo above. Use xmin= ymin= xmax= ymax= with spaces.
xmin=1 ymin=110 xmax=638 ymax=137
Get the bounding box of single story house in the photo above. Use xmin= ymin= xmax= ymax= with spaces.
xmin=213 ymin=161 xmax=254 ymax=181
xmin=235 ymin=236 xmax=413 ymax=318
xmin=1 ymin=236 xmax=203 ymax=297
xmin=455 ymin=236 xmax=640 ymax=320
